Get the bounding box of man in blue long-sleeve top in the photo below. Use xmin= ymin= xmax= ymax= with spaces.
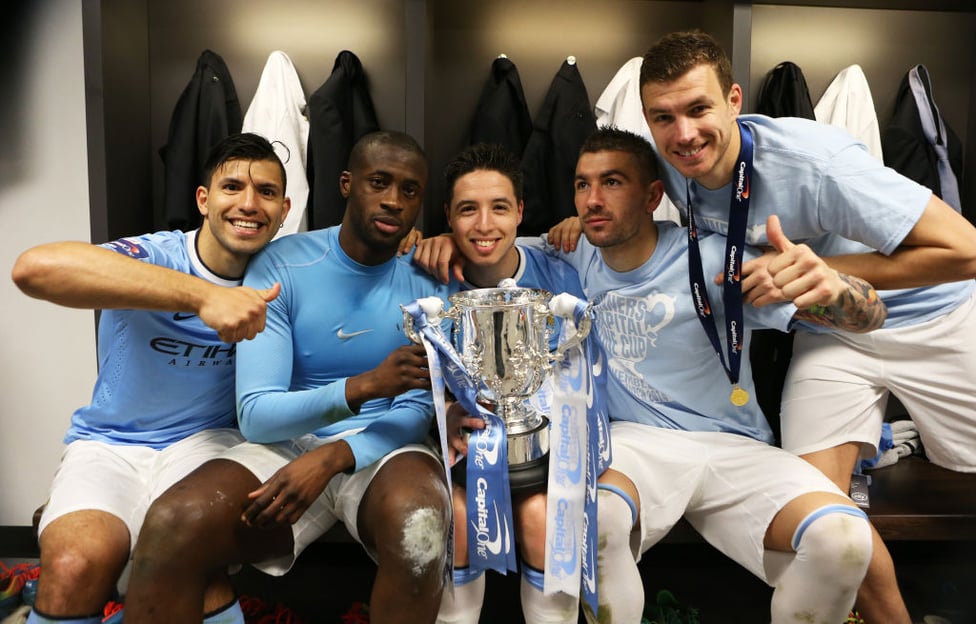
xmin=123 ymin=131 xmax=454 ymax=624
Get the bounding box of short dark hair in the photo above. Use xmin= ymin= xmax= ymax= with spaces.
xmin=640 ymin=30 xmax=734 ymax=96
xmin=348 ymin=130 xmax=427 ymax=173
xmin=444 ymin=143 xmax=523 ymax=205
xmin=201 ymin=132 xmax=287 ymax=190
xmin=579 ymin=127 xmax=659 ymax=183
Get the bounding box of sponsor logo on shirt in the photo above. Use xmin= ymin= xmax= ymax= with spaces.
xmin=103 ymin=238 xmax=148 ymax=258
xmin=173 ymin=312 xmax=196 ymax=321
xmin=336 ymin=328 xmax=373 ymax=340
xmin=150 ymin=337 xmax=235 ymax=368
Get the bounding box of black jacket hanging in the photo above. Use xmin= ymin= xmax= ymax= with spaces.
xmin=882 ymin=65 xmax=964 ymax=211
xmin=423 ymin=56 xmax=535 ymax=235
xmin=305 ymin=50 xmax=381 ymax=230
xmin=519 ymin=58 xmax=596 ymax=237
xmin=159 ymin=50 xmax=242 ymax=231
xmin=755 ymin=61 xmax=815 ymax=120
xmin=469 ymin=56 xmax=534 ymax=156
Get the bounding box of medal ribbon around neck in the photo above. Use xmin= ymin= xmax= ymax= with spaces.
xmin=685 ymin=120 xmax=754 ymax=406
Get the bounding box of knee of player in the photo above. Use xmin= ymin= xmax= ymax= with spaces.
xmin=141 ymin=491 xmax=220 ymax=551
xmin=394 ymin=504 xmax=450 ymax=578
xmin=369 ymin=457 xmax=451 ymax=577
xmin=597 ymin=485 xmax=638 ymax=548
xmin=41 ymin=542 xmax=121 ymax=591
xmin=792 ymin=504 xmax=872 ymax=579
xmin=373 ymin=486 xmax=450 ymax=576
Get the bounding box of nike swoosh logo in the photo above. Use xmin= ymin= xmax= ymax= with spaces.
xmin=173 ymin=312 xmax=196 ymax=321
xmin=336 ymin=328 xmax=374 ymax=340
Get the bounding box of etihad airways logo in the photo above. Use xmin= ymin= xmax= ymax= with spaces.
xmin=735 ymin=161 xmax=749 ymax=201
xmin=150 ymin=337 xmax=235 ymax=367
xmin=472 ymin=477 xmax=509 ymax=558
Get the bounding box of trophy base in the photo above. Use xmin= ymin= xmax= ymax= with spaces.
xmin=508 ymin=453 xmax=550 ymax=494
xmin=451 ymin=452 xmax=549 ymax=495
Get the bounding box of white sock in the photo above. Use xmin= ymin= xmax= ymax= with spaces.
xmin=520 ymin=565 xmax=579 ymax=624
xmin=582 ymin=486 xmax=643 ymax=624
xmin=770 ymin=505 xmax=872 ymax=624
xmin=436 ymin=567 xmax=485 ymax=624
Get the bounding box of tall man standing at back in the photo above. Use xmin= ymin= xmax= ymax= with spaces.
xmin=636 ymin=31 xmax=976 ymax=623
xmin=121 ymin=131 xmax=454 ymax=624
xmin=10 ymin=133 xmax=290 ymax=624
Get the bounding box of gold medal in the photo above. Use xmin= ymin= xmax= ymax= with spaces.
xmin=730 ymin=386 xmax=749 ymax=406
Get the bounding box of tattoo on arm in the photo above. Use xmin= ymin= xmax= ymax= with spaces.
xmin=793 ymin=273 xmax=887 ymax=332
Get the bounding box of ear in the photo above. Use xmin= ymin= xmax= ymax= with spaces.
xmin=516 ymin=200 xmax=524 ymax=226
xmin=728 ymin=83 xmax=743 ymax=116
xmin=646 ymin=180 xmax=664 ymax=215
xmin=278 ymin=196 xmax=292 ymax=228
xmin=196 ymin=186 xmax=209 ymax=218
xmin=339 ymin=171 xmax=352 ymax=199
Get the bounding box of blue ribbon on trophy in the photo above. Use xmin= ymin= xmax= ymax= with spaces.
xmin=545 ymin=294 xmax=608 ymax=616
xmin=402 ymin=298 xmax=518 ymax=575
xmin=403 ymin=285 xmax=604 ymax=593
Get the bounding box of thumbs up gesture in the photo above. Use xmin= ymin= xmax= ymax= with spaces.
xmin=765 ymin=215 xmax=845 ymax=309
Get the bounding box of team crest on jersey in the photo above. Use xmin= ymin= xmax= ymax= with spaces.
xmin=104 ymin=238 xmax=148 ymax=258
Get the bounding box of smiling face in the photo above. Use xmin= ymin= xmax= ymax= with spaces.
xmin=339 ymin=143 xmax=427 ymax=265
xmin=641 ymin=63 xmax=742 ymax=190
xmin=196 ymin=157 xmax=290 ymax=277
xmin=447 ymin=169 xmax=522 ymax=283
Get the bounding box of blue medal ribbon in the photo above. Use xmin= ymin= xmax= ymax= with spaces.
xmin=686 ymin=120 xmax=754 ymax=397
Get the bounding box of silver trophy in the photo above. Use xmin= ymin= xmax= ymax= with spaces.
xmin=405 ymin=286 xmax=591 ymax=491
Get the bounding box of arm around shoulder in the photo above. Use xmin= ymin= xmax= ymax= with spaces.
xmin=825 ymin=195 xmax=976 ymax=289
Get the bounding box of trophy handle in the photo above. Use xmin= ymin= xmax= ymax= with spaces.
xmin=548 ymin=293 xmax=592 ymax=362
xmin=401 ymin=297 xmax=447 ymax=344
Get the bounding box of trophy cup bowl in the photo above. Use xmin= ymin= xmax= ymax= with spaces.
xmin=403 ymin=286 xmax=591 ymax=492
xmin=448 ymin=287 xmax=553 ymax=480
